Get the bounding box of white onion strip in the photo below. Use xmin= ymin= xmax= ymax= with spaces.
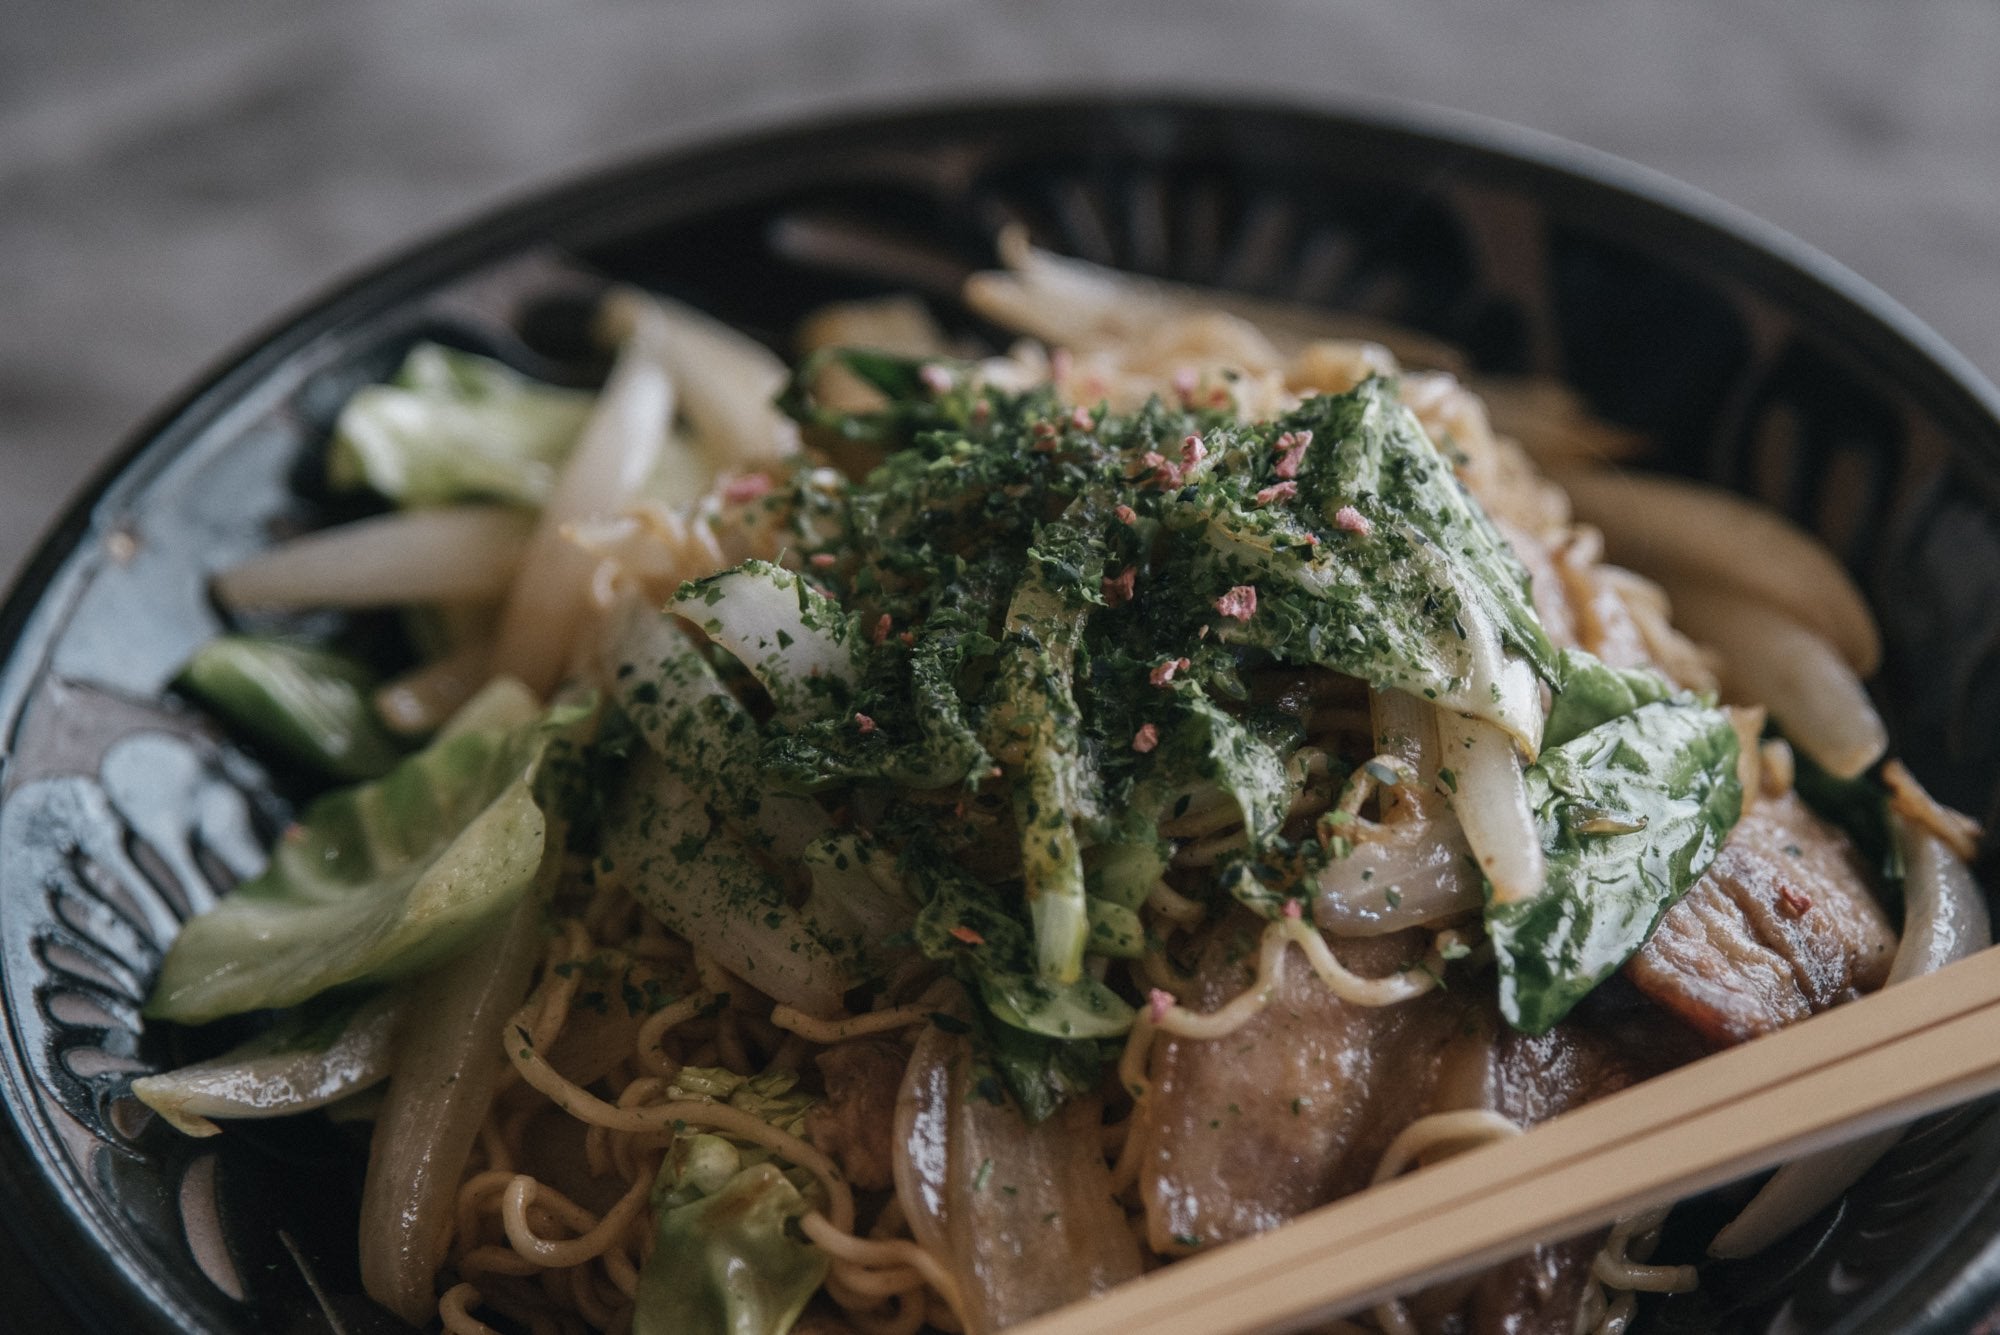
xmin=358 ymin=897 xmax=544 ymax=1324
xmin=131 ymin=993 xmax=402 ymax=1137
xmin=1559 ymin=469 xmax=1881 ymax=675
xmin=1315 ymin=817 xmax=1482 ymax=936
xmin=492 ymin=300 xmax=673 ymax=694
xmin=215 ymin=506 xmax=532 ymax=609
xmin=374 ymin=639 xmax=491 ymax=737
xmin=1664 ymin=582 xmax=1887 ymax=780
xmin=601 ymin=289 xmax=799 ymax=469
xmin=1443 ymin=714 xmax=1546 ymax=906
xmin=1370 ymin=687 xmax=1439 ymax=820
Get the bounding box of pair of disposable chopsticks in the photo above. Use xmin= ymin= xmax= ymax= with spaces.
xmin=1016 ymin=944 xmax=2000 ymax=1335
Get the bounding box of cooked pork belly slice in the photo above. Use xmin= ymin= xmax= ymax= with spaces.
xmin=1138 ymin=918 xmax=1470 ymax=1251
xmin=1436 ymin=1014 xmax=1676 ymax=1335
xmin=804 ymin=1038 xmax=906 ymax=1191
xmin=1626 ymin=791 xmax=1896 ymax=1046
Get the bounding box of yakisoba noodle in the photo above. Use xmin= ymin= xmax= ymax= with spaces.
xmin=130 ymin=226 xmax=1990 ymax=1335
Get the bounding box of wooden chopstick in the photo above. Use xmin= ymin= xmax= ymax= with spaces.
xmin=1016 ymin=945 xmax=2000 ymax=1335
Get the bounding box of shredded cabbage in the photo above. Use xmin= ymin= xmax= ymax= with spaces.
xmin=145 ymin=680 xmax=590 ymax=1023
xmin=328 ymin=342 xmax=593 ymax=508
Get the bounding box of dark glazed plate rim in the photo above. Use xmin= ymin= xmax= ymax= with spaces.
xmin=2 ymin=92 xmax=1998 ymax=1334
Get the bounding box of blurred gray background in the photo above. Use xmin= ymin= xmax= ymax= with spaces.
xmin=5 ymin=0 xmax=2000 ymax=587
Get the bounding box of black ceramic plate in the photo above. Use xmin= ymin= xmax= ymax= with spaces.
xmin=3 ymin=97 xmax=1999 ymax=1335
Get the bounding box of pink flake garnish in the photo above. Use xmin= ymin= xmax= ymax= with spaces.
xmin=1282 ymin=899 xmax=1304 ymax=920
xmin=854 ymin=713 xmax=877 ymax=735
xmin=1101 ymin=565 xmax=1137 ymax=607
xmin=1171 ymin=367 xmax=1198 ymax=401
xmin=1778 ymin=886 xmax=1814 ymax=918
xmin=872 ymin=613 xmax=892 ymax=644
xmin=1333 ymin=505 xmax=1372 ymax=536
xmin=1254 ymin=481 xmax=1298 ymax=507
xmin=1132 ymin=723 xmax=1160 ymax=754
xmin=1181 ymin=434 xmax=1207 ymax=469
xmin=1070 ymin=405 xmax=1096 ymax=433
xmin=898 ymin=630 xmax=916 ymax=646
xmin=722 ymin=473 xmax=774 ymax=503
xmin=1273 ymin=429 xmax=1313 ymax=480
xmin=1114 ymin=504 xmax=1138 ymax=525
xmin=1149 ymin=656 xmax=1192 ymax=687
xmin=809 ymin=552 xmax=838 ymax=568
xmin=1139 ymin=451 xmax=1184 ymax=488
xmin=918 ymin=363 xmax=956 ymax=394
xmin=951 ymin=925 xmax=986 ymax=946
xmin=1148 ymin=988 xmax=1176 ymax=1024
xmin=1214 ymin=585 xmax=1258 ymax=623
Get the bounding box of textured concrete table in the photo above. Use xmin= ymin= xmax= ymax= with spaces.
xmin=4 ymin=0 xmax=1998 ymax=588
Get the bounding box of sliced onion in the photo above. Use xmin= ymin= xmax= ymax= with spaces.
xmin=604 ymin=752 xmax=852 ymax=1016
xmin=666 ymin=563 xmax=860 ymax=727
xmin=1370 ymin=688 xmax=1440 ymax=822
xmin=131 ymin=993 xmax=401 ymax=1137
xmin=215 ymin=506 xmax=531 ymax=609
xmin=358 ymin=894 xmax=543 ymax=1323
xmin=492 ymin=299 xmax=673 ymax=694
xmin=1443 ymin=713 xmax=1546 ymax=906
xmin=604 ymin=597 xmax=830 ymax=862
xmin=894 ymin=1020 xmax=1142 ymax=1334
xmin=1887 ymin=820 xmax=1992 ymax=986
xmin=964 ymin=225 xmax=1464 ymax=370
xmin=1315 ymin=815 xmax=1482 ymax=935
xmin=1664 ymin=582 xmax=1887 ymax=780
xmin=1708 ymin=818 xmax=1991 ymax=1258
xmin=1559 ymin=470 xmax=1881 ymax=676
xmin=373 ymin=639 xmax=491 ymax=737
xmin=602 ymin=288 xmax=799 ymax=469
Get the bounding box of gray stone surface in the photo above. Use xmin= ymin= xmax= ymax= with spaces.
xmin=4 ymin=0 xmax=1999 ymax=585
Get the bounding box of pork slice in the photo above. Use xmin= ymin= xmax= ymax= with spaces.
xmin=1138 ymin=918 xmax=1470 ymax=1251
xmin=1627 ymin=792 xmax=1897 ymax=1047
xmin=1451 ymin=1019 xmax=1654 ymax=1335
xmin=804 ymin=1038 xmax=907 ymax=1191
xmin=1463 ymin=1235 xmax=1603 ymax=1335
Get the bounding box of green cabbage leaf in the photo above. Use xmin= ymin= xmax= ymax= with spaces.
xmin=328 ymin=342 xmax=593 ymax=508
xmin=146 ymin=680 xmax=592 ymax=1023
xmin=632 ymin=1146 xmax=828 ymax=1335
xmin=176 ymin=636 xmax=404 ymax=780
